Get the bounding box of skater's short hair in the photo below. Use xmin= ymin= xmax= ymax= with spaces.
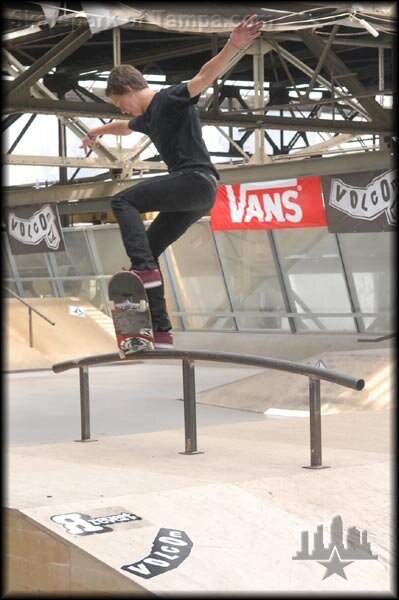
xmin=106 ymin=65 xmax=148 ymax=95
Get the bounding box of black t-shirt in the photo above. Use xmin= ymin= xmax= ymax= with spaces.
xmin=128 ymin=83 xmax=219 ymax=180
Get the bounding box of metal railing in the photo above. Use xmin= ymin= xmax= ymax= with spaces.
xmin=53 ymin=349 xmax=365 ymax=469
xmin=4 ymin=285 xmax=55 ymax=347
xmin=358 ymin=333 xmax=396 ymax=343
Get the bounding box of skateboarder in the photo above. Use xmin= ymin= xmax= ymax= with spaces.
xmin=80 ymin=14 xmax=263 ymax=348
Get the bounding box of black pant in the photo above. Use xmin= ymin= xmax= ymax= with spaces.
xmin=111 ymin=169 xmax=217 ymax=331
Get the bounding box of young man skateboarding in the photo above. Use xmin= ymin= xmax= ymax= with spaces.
xmin=80 ymin=14 xmax=263 ymax=348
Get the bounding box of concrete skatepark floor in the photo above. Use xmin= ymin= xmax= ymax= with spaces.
xmin=6 ymin=361 xmax=265 ymax=445
xmin=5 ymin=350 xmax=394 ymax=594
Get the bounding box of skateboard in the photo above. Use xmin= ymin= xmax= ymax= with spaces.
xmin=108 ymin=271 xmax=154 ymax=358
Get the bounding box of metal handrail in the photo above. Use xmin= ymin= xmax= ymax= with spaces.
xmin=358 ymin=333 xmax=396 ymax=343
xmin=52 ymin=349 xmax=365 ymax=469
xmin=53 ymin=349 xmax=364 ymax=389
xmin=4 ymin=285 xmax=55 ymax=348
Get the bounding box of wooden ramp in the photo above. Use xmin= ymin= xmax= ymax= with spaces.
xmin=198 ymin=348 xmax=394 ymax=414
xmin=5 ymin=297 xmax=116 ymax=370
xmin=4 ymin=479 xmax=390 ymax=595
xmin=5 ymin=409 xmax=392 ymax=595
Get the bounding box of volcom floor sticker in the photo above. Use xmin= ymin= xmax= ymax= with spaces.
xmin=121 ymin=528 xmax=193 ymax=579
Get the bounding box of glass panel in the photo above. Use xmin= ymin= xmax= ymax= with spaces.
xmin=159 ymin=255 xmax=183 ymax=330
xmin=2 ymin=281 xmax=19 ymax=297
xmin=2 ymin=236 xmax=13 ymax=278
xmin=52 ymin=229 xmax=96 ymax=276
xmin=275 ymin=227 xmax=356 ymax=331
xmin=60 ymin=278 xmax=108 ymax=312
xmin=215 ymin=230 xmax=290 ymax=330
xmin=20 ymin=280 xmax=56 ymax=297
xmin=338 ymin=232 xmax=394 ymax=333
xmin=12 ymin=252 xmax=51 ymax=278
xmin=91 ymin=226 xmax=128 ymax=275
xmin=167 ymin=221 xmax=235 ymax=330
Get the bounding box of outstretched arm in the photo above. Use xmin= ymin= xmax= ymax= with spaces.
xmin=79 ymin=119 xmax=132 ymax=152
xmin=187 ymin=14 xmax=263 ymax=99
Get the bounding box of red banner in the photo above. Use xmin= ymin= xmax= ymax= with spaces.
xmin=210 ymin=176 xmax=327 ymax=230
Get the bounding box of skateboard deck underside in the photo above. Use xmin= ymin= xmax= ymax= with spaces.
xmin=108 ymin=271 xmax=154 ymax=356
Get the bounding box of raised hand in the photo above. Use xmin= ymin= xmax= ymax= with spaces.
xmin=79 ymin=133 xmax=97 ymax=153
xmin=229 ymin=14 xmax=264 ymax=50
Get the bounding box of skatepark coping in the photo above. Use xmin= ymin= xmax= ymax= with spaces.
xmin=52 ymin=349 xmax=365 ymax=469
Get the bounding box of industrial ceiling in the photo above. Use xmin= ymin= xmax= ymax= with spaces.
xmin=3 ymin=2 xmax=396 ymax=213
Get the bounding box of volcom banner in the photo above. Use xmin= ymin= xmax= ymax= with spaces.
xmin=322 ymin=169 xmax=397 ymax=232
xmin=5 ymin=203 xmax=65 ymax=254
xmin=210 ymin=176 xmax=326 ymax=230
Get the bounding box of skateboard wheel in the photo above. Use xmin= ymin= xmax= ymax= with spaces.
xmin=139 ymin=299 xmax=147 ymax=311
xmin=119 ymin=349 xmax=126 ymax=359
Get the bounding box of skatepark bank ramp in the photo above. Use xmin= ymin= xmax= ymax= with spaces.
xmin=5 ymin=480 xmax=390 ymax=594
xmin=5 ymin=421 xmax=392 ymax=595
xmin=5 ymin=297 xmax=116 ymax=370
xmin=6 ymin=352 xmax=392 ymax=595
xmin=197 ymin=348 xmax=394 ymax=415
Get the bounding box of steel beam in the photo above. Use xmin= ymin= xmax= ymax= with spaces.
xmin=299 ymin=29 xmax=389 ymax=124
xmin=122 ymin=136 xmax=153 ymax=163
xmin=3 ymin=23 xmax=75 ymax=48
xmin=3 ymin=92 xmax=392 ymax=135
xmin=73 ymin=39 xmax=225 ymax=74
xmin=3 ymin=50 xmax=120 ymax=165
xmin=282 ymin=133 xmax=356 ymax=159
xmin=306 ymin=24 xmax=339 ymax=97
xmin=269 ymin=41 xmax=370 ymax=119
xmin=272 ymin=32 xmax=393 ymax=49
xmin=262 ymin=88 xmax=394 ymax=112
xmin=4 ymin=92 xmax=121 ymax=119
xmin=3 ymin=155 xmax=166 ymax=171
xmin=8 ymin=22 xmax=92 ymax=97
xmin=4 ymin=151 xmax=394 ymax=208
xmin=2 ymin=114 xmax=24 ymax=131
xmin=6 ymin=114 xmax=36 ymax=154
xmin=249 ymin=38 xmax=270 ymax=165
xmin=205 ymin=113 xmax=393 ymax=135
xmin=215 ymin=126 xmax=251 ymax=161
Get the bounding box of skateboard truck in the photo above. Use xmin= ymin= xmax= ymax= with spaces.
xmin=109 ymin=299 xmax=148 ymax=312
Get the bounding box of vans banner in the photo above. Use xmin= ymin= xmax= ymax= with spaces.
xmin=210 ymin=176 xmax=326 ymax=230
xmin=322 ymin=169 xmax=397 ymax=232
xmin=5 ymin=203 xmax=66 ymax=254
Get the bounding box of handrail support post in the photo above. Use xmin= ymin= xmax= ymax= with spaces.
xmin=180 ymin=359 xmax=203 ymax=455
xmin=75 ymin=366 xmax=97 ymax=443
xmin=28 ymin=307 xmax=33 ymax=348
xmin=303 ymin=376 xmax=330 ymax=469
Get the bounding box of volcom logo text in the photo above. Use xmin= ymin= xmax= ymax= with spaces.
xmin=121 ymin=528 xmax=193 ymax=579
xmin=51 ymin=511 xmax=142 ymax=535
xmin=8 ymin=204 xmax=62 ymax=249
xmin=329 ymin=170 xmax=397 ymax=224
